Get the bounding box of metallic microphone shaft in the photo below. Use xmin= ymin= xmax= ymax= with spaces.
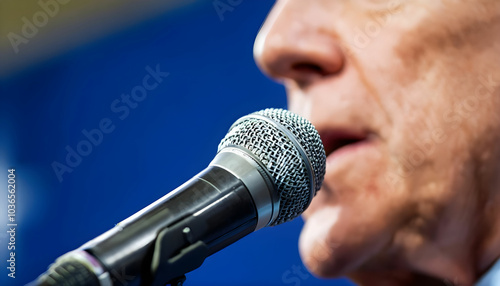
xmin=34 ymin=148 xmax=276 ymax=286
xmin=33 ymin=108 xmax=326 ymax=286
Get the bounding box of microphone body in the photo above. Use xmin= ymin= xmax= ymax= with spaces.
xmin=80 ymin=147 xmax=275 ymax=286
xmin=34 ymin=109 xmax=326 ymax=286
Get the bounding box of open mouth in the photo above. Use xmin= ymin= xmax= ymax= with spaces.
xmin=320 ymin=130 xmax=370 ymax=161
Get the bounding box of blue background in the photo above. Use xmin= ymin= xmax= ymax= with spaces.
xmin=1 ymin=1 xmax=354 ymax=286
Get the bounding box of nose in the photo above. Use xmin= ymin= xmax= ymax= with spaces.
xmin=254 ymin=1 xmax=345 ymax=85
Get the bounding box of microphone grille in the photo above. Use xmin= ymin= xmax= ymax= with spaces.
xmin=218 ymin=108 xmax=326 ymax=226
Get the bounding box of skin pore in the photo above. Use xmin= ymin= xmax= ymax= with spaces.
xmin=254 ymin=1 xmax=500 ymax=285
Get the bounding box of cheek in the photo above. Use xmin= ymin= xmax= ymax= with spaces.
xmin=385 ymin=70 xmax=481 ymax=193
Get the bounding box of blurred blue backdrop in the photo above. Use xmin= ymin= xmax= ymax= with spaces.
xmin=1 ymin=1 xmax=354 ymax=285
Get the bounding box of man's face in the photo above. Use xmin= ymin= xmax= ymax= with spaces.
xmin=254 ymin=0 xmax=500 ymax=282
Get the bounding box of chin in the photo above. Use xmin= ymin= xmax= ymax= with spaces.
xmin=298 ymin=205 xmax=397 ymax=279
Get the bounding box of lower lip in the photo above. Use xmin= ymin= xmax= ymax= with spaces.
xmin=326 ymin=139 xmax=376 ymax=166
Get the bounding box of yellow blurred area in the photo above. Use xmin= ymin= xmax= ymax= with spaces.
xmin=0 ymin=0 xmax=198 ymax=77
xmin=0 ymin=0 xmax=118 ymax=31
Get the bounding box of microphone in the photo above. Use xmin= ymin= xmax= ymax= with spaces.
xmin=33 ymin=108 xmax=326 ymax=286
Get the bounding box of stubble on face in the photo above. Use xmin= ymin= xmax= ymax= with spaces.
xmin=255 ymin=0 xmax=500 ymax=283
xmin=300 ymin=0 xmax=500 ymax=283
xmin=361 ymin=0 xmax=500 ymax=282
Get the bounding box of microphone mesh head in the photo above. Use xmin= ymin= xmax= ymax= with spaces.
xmin=218 ymin=108 xmax=326 ymax=226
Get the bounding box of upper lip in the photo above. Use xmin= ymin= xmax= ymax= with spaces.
xmin=319 ymin=129 xmax=371 ymax=158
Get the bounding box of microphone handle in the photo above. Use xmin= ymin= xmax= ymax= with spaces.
xmin=38 ymin=165 xmax=258 ymax=286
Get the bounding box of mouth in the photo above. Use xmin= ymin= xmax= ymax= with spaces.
xmin=320 ymin=130 xmax=373 ymax=164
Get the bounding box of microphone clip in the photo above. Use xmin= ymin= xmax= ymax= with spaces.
xmin=146 ymin=219 xmax=209 ymax=286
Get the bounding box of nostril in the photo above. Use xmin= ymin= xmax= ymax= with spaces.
xmin=291 ymin=62 xmax=326 ymax=75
